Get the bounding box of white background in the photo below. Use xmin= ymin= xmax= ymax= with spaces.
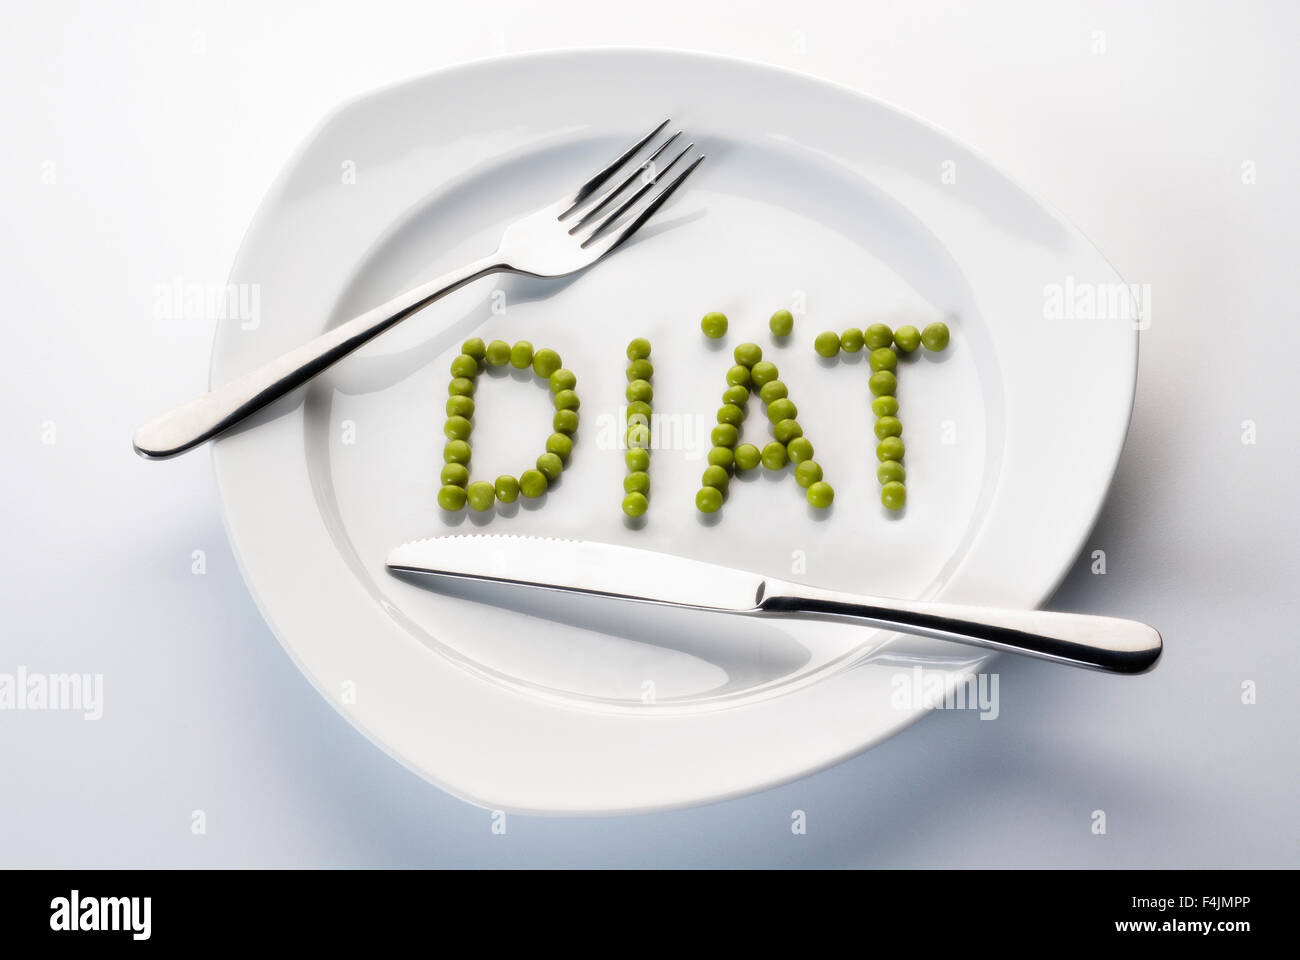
xmin=2 ymin=0 xmax=1296 ymax=866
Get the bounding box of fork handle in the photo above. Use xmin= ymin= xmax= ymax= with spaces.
xmin=133 ymin=255 xmax=504 ymax=459
xmin=760 ymin=583 xmax=1162 ymax=673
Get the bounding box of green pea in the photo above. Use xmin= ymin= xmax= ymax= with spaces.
xmin=769 ymin=309 xmax=794 ymax=337
xmin=486 ymin=339 xmax=511 ymax=367
xmin=695 ymin=486 xmax=723 ymax=513
xmin=876 ymin=436 xmax=905 ymax=462
xmin=624 ymin=471 xmax=650 ymax=495
xmin=874 ymin=416 xmax=903 ymax=440
xmin=722 ymin=384 xmax=750 ymax=406
xmin=840 ymin=328 xmax=865 ymax=353
xmin=440 ymin=462 xmax=469 ymax=486
xmin=869 ymin=347 xmax=897 ymax=372
xmin=881 ymin=481 xmax=907 ymax=511
xmin=761 ymin=441 xmax=788 ymax=470
xmin=626 ymin=447 xmax=650 ymax=472
xmin=864 ymin=324 xmax=894 ymax=351
xmin=806 ymin=480 xmax=835 ymax=509
xmin=734 ymin=342 xmax=762 ymax=368
xmin=767 ymin=397 xmax=797 ymax=423
xmin=466 ymin=480 xmax=496 ymax=512
xmin=627 ymin=337 xmax=652 ymax=360
xmin=446 ymin=395 xmax=475 ymax=419
xmin=519 ymin=468 xmax=548 ymax=498
xmin=622 ymin=492 xmax=648 ymax=517
xmin=871 ymin=395 xmax=899 ymax=418
xmin=750 ymin=360 xmax=779 ymax=387
xmin=626 ymin=379 xmax=653 ymax=403
xmin=921 ymin=321 xmax=950 ymax=351
xmin=448 ymin=377 xmax=475 ymax=397
xmin=546 ymin=432 xmax=573 ymax=462
xmin=450 ymin=353 xmax=478 ymax=379
xmin=786 ymin=436 xmax=814 ymax=463
xmin=868 ymin=370 xmax=897 ymax=397
xmin=461 ymin=337 xmax=486 ymax=361
xmin=444 ymin=439 xmax=471 ymax=464
xmin=444 ymin=415 xmax=472 ymax=441
xmin=509 ymin=340 xmax=533 ymax=369
xmin=893 ymin=325 xmax=921 ymax=353
xmin=626 ymin=358 xmax=654 ymax=382
xmin=626 ymin=400 xmax=652 ymax=422
xmin=536 ymin=452 xmax=564 ymax=481
xmin=437 ymin=484 xmax=467 ymax=510
xmin=495 ymin=475 xmax=519 ymax=503
xmin=708 ymin=446 xmax=734 ymax=471
xmin=701 ymin=464 xmax=730 ymax=490
xmin=701 ymin=311 xmax=728 ymax=339
xmin=625 ymin=423 xmax=651 ymax=449
xmin=711 ymin=423 xmax=739 ymax=447
xmin=759 ymin=379 xmax=788 ymax=405
xmin=814 ymin=331 xmax=841 ymax=357
xmin=726 ymin=364 xmax=751 ymax=387
xmin=553 ymin=389 xmax=581 ymax=411
xmin=717 ymin=403 xmax=745 ymax=426
xmin=532 ymin=348 xmax=563 ymax=378
xmin=773 ymin=419 xmax=802 ymax=444
xmin=734 ymin=442 xmax=761 ymax=471
xmin=553 ymin=408 xmax=579 ymax=435
xmin=794 ymin=459 xmax=822 ymax=488
xmin=877 ymin=460 xmax=906 ymax=485
xmin=549 ymin=368 xmax=577 ymax=393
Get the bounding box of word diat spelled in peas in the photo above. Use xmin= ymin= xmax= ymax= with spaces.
xmin=436 ymin=316 xmax=951 ymax=523
xmin=437 ymin=338 xmax=578 ymax=512
xmin=816 ymin=320 xmax=950 ymax=510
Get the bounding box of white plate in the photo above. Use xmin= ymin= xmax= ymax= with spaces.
xmin=212 ymin=50 xmax=1139 ymax=813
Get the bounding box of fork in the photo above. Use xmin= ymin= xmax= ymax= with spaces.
xmin=133 ymin=120 xmax=704 ymax=459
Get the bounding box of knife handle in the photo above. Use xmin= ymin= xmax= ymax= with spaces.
xmin=759 ymin=584 xmax=1162 ymax=674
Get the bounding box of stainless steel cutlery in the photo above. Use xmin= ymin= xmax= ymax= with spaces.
xmin=387 ymin=535 xmax=1163 ymax=674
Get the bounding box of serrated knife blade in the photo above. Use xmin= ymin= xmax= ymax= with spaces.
xmin=386 ymin=534 xmax=767 ymax=612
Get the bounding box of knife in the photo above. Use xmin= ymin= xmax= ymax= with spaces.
xmin=386 ymin=535 xmax=1162 ymax=674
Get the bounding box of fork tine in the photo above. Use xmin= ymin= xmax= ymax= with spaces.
xmin=567 ymin=132 xmax=682 ymax=234
xmin=559 ymin=119 xmax=671 ymax=220
xmin=577 ymin=142 xmax=693 ymax=242
xmin=581 ymin=153 xmax=705 ymax=252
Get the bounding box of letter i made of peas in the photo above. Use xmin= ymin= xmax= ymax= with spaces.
xmin=623 ymin=338 xmax=653 ymax=517
xmin=437 ymin=338 xmax=578 ymax=512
